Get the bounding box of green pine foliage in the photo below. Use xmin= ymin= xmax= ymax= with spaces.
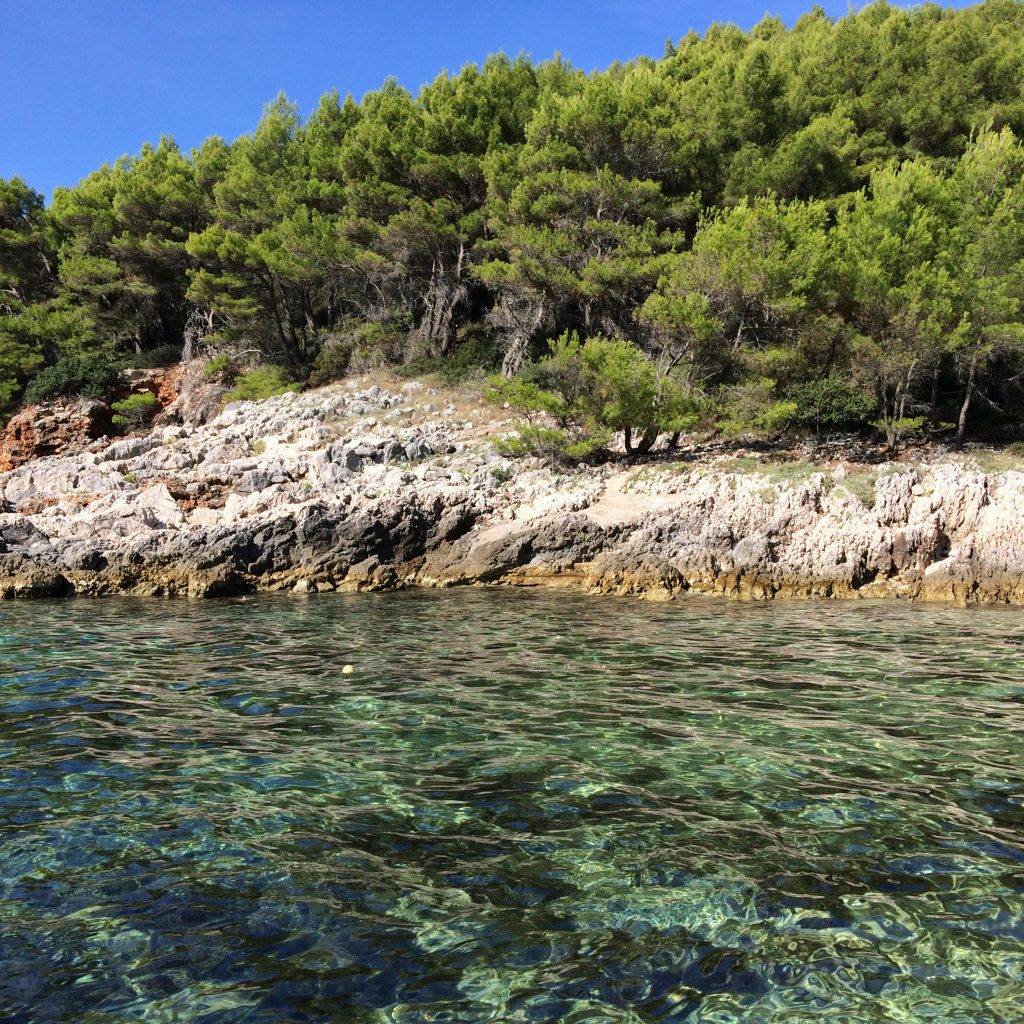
xmin=202 ymin=352 xmax=235 ymax=381
xmin=225 ymin=366 xmax=299 ymax=403
xmin=110 ymin=391 xmax=159 ymax=429
xmin=488 ymin=332 xmax=700 ymax=458
xmin=3 ymin=1 xmax=1024 ymax=451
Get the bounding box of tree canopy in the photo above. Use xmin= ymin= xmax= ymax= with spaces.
xmin=4 ymin=1 xmax=1024 ymax=446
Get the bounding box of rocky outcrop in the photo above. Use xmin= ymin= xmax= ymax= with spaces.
xmin=0 ymin=366 xmax=182 ymax=473
xmin=155 ymin=359 xmax=227 ymax=426
xmin=2 ymin=377 xmax=1024 ymax=604
xmin=0 ymin=400 xmax=111 ymax=472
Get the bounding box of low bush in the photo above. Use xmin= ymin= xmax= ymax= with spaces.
xmin=494 ymin=425 xmax=610 ymax=463
xmin=716 ymin=378 xmax=797 ymax=438
xmin=487 ymin=333 xmax=699 ymax=462
xmin=787 ymin=376 xmax=876 ymax=433
xmin=111 ymin=391 xmax=159 ymax=430
xmin=123 ymin=345 xmax=182 ymax=370
xmin=399 ymin=334 xmax=501 ymax=385
xmin=874 ymin=415 xmax=926 ymax=450
xmin=308 ymin=321 xmax=417 ymax=385
xmin=308 ymin=339 xmax=352 ymax=386
xmin=23 ymin=353 xmax=123 ymax=405
xmin=202 ymin=353 xmax=235 ymax=382
xmin=226 ymin=365 xmax=299 ymax=403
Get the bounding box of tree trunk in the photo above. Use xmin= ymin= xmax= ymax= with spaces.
xmin=267 ymin=279 xmax=291 ymax=360
xmin=496 ymin=293 xmax=545 ymax=378
xmin=880 ymin=387 xmax=897 ymax=451
xmin=623 ymin=426 xmax=634 ymax=454
xmin=885 ymin=420 xmax=897 ymax=451
xmin=955 ymin=349 xmax=979 ymax=447
xmin=634 ymin=425 xmax=659 ymax=455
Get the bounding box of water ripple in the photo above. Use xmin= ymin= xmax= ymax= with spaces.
xmin=1 ymin=591 xmax=1022 ymax=1022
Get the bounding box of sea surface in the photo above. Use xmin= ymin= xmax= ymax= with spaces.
xmin=1 ymin=590 xmax=1022 ymax=1023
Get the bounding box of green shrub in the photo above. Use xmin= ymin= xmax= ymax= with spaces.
xmin=874 ymin=415 xmax=926 ymax=449
xmin=716 ymin=378 xmax=798 ymax=438
xmin=309 ymin=340 xmax=352 ymax=386
xmin=485 ymin=371 xmax=566 ymax=420
xmin=226 ymin=366 xmax=299 ymax=403
xmin=23 ymin=353 xmax=123 ymax=405
xmin=494 ymin=425 xmax=610 ymax=463
xmin=400 ymin=334 xmax=501 ymax=385
xmin=111 ymin=391 xmax=159 ymax=429
xmin=788 ymin=376 xmax=875 ymax=432
xmin=487 ymin=333 xmax=699 ymax=461
xmin=202 ymin=353 xmax=235 ymax=381
xmin=308 ymin=321 xmax=420 ymax=385
xmin=352 ymin=320 xmax=408 ymax=366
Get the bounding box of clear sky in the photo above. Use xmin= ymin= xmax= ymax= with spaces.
xmin=0 ymin=0 xmax=968 ymax=198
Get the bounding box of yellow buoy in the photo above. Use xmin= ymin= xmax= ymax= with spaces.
xmin=342 ymin=664 xmax=354 ymax=675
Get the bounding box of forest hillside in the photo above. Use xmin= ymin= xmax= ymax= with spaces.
xmin=4 ymin=0 xmax=1024 ymax=451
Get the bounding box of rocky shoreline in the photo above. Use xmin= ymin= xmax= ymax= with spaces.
xmin=2 ymin=376 xmax=1024 ymax=605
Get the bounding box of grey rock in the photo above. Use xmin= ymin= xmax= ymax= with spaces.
xmin=2 ymin=376 xmax=1024 ymax=604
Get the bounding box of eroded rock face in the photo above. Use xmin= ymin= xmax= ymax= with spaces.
xmin=155 ymin=360 xmax=227 ymax=426
xmin=2 ymin=377 xmax=1024 ymax=604
xmin=0 ymin=400 xmax=111 ymax=472
xmin=0 ymin=366 xmax=183 ymax=474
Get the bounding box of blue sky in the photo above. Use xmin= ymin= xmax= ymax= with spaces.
xmin=1 ymin=1 xmax=968 ymax=198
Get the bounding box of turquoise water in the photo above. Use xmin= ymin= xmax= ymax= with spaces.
xmin=1 ymin=591 xmax=1022 ymax=1023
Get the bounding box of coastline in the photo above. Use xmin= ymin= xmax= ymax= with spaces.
xmin=3 ymin=376 xmax=1024 ymax=606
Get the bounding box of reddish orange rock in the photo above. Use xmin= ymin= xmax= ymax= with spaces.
xmin=0 ymin=400 xmax=112 ymax=472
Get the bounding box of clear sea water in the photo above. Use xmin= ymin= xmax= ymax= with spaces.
xmin=1 ymin=590 xmax=1022 ymax=1023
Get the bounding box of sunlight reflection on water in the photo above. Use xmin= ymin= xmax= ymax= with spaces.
xmin=1 ymin=590 xmax=1022 ymax=1022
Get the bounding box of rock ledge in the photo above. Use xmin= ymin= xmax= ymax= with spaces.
xmin=3 ymin=378 xmax=1023 ymax=605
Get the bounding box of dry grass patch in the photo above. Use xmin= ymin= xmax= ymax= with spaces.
xmin=714 ymin=456 xmax=828 ymax=487
xmin=939 ymin=445 xmax=1024 ymax=476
